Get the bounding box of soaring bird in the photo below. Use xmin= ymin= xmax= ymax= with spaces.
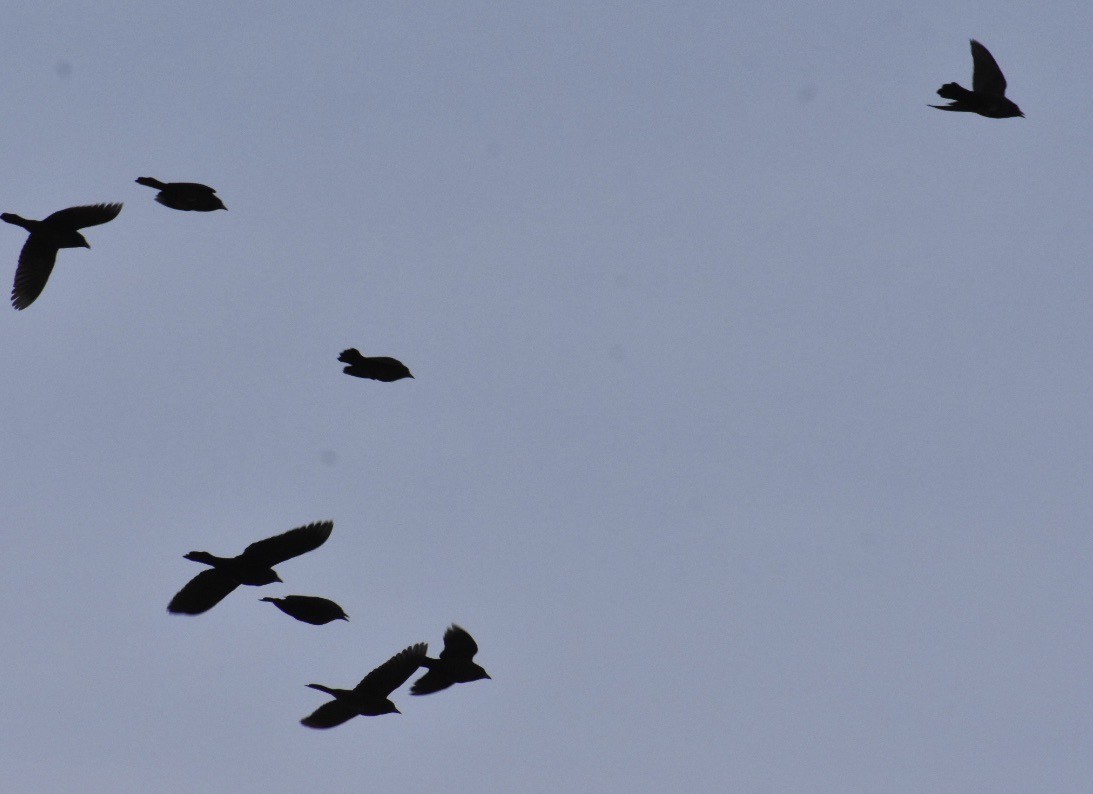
xmin=2 ymin=203 xmax=123 ymax=309
xmin=168 ymin=521 xmax=333 ymax=615
xmin=338 ymin=348 xmax=413 ymax=382
xmin=300 ymin=643 xmax=428 ymax=727
xmin=931 ymin=40 xmax=1023 ymax=118
xmin=261 ymin=595 xmax=348 ymax=625
xmin=411 ymin=624 xmax=491 ymax=695
xmin=135 ymin=177 xmax=227 ymax=211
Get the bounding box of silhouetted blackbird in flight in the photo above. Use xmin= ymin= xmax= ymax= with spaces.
xmin=931 ymin=40 xmax=1023 ymax=118
xmin=338 ymin=348 xmax=413 ymax=382
xmin=411 ymin=624 xmax=491 ymax=695
xmin=135 ymin=177 xmax=227 ymax=211
xmin=2 ymin=203 xmax=123 ymax=309
xmin=300 ymin=643 xmax=428 ymax=727
xmin=261 ymin=595 xmax=348 ymax=625
xmin=168 ymin=521 xmax=333 ymax=615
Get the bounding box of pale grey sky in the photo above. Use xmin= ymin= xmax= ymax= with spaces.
xmin=2 ymin=3 xmax=1093 ymax=792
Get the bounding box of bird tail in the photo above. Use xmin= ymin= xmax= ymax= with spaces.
xmin=135 ymin=177 xmax=167 ymax=190
xmin=1 ymin=213 xmax=31 ymax=229
xmin=338 ymin=348 xmax=364 ymax=366
xmin=936 ymin=82 xmax=973 ymax=101
xmin=182 ymin=551 xmax=219 ymax=566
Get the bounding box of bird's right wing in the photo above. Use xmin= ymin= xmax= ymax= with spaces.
xmin=970 ymin=40 xmax=1007 ymax=97
xmin=11 ymin=237 xmax=59 ymax=310
xmin=354 ymin=643 xmax=428 ymax=697
xmin=44 ymin=203 xmax=123 ymax=230
xmin=167 ymin=569 xmax=240 ymax=614
xmin=242 ymin=521 xmax=333 ymax=566
xmin=410 ymin=669 xmax=453 ymax=696
xmin=300 ymin=699 xmax=358 ymax=729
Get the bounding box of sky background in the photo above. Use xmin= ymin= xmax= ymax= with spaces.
xmin=2 ymin=2 xmax=1093 ymax=792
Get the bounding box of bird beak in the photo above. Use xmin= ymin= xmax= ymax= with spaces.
xmin=392 ymin=706 xmax=401 ymax=714
xmin=82 ymin=242 xmax=91 ymax=249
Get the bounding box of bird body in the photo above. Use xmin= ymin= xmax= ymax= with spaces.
xmin=931 ymin=40 xmax=1023 ymax=118
xmin=136 ymin=177 xmax=227 ymax=211
xmin=261 ymin=595 xmax=348 ymax=625
xmin=411 ymin=624 xmax=490 ymax=695
xmin=301 ymin=643 xmax=428 ymax=727
xmin=168 ymin=521 xmax=333 ymax=615
xmin=3 ymin=203 xmax=123 ymax=309
xmin=338 ymin=348 xmax=413 ymax=382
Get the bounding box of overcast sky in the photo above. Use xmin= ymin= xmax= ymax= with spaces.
xmin=2 ymin=2 xmax=1093 ymax=792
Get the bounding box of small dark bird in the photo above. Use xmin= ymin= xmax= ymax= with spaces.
xmin=168 ymin=521 xmax=333 ymax=615
xmin=338 ymin=348 xmax=413 ymax=382
xmin=261 ymin=595 xmax=348 ymax=625
xmin=135 ymin=177 xmax=227 ymax=211
xmin=411 ymin=624 xmax=491 ymax=695
xmin=931 ymin=40 xmax=1023 ymax=118
xmin=301 ymin=643 xmax=428 ymax=727
xmin=2 ymin=203 xmax=123 ymax=310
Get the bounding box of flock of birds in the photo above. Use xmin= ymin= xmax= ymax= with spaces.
xmin=5 ymin=38 xmax=1017 ymax=729
xmin=6 ymin=177 xmax=485 ymax=727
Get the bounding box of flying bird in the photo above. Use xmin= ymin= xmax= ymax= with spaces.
xmin=338 ymin=348 xmax=413 ymax=382
xmin=931 ymin=39 xmax=1023 ymax=118
xmin=168 ymin=521 xmax=333 ymax=615
xmin=2 ymin=203 xmax=123 ymax=309
xmin=135 ymin=177 xmax=227 ymax=211
xmin=261 ymin=595 xmax=348 ymax=625
xmin=300 ymin=643 xmax=428 ymax=727
xmin=411 ymin=624 xmax=491 ymax=695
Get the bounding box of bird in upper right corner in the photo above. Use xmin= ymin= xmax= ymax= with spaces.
xmin=135 ymin=177 xmax=227 ymax=211
xmin=338 ymin=348 xmax=414 ymax=382
xmin=411 ymin=624 xmax=491 ymax=696
xmin=931 ymin=39 xmax=1023 ymax=118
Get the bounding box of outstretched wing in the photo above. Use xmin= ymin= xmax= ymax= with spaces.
xmin=355 ymin=643 xmax=428 ymax=697
xmin=43 ymin=203 xmax=123 ymax=230
xmin=970 ymin=40 xmax=1007 ymax=97
xmin=300 ymin=699 xmax=357 ymax=729
xmin=241 ymin=521 xmax=333 ymax=566
xmin=440 ymin=624 xmax=479 ymax=661
xmin=11 ymin=237 xmax=59 ymax=310
xmin=410 ymin=669 xmax=453 ymax=696
xmin=167 ymin=569 xmax=240 ymax=614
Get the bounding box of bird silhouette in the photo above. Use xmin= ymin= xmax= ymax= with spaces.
xmin=135 ymin=177 xmax=227 ymax=211
xmin=338 ymin=348 xmax=413 ymax=382
xmin=411 ymin=624 xmax=491 ymax=695
xmin=300 ymin=643 xmax=428 ymax=727
xmin=931 ymin=40 xmax=1023 ymax=118
xmin=261 ymin=595 xmax=348 ymax=625
xmin=2 ymin=203 xmax=123 ymax=310
xmin=168 ymin=521 xmax=333 ymax=615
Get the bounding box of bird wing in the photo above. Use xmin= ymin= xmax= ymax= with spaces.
xmin=354 ymin=643 xmax=428 ymax=697
xmin=440 ymin=624 xmax=479 ymax=661
xmin=11 ymin=237 xmax=59 ymax=310
xmin=410 ymin=669 xmax=453 ymax=696
xmin=167 ymin=569 xmax=240 ymax=614
xmin=300 ymin=699 xmax=358 ymax=729
xmin=970 ymin=40 xmax=1007 ymax=97
xmin=175 ymin=183 xmax=218 ymax=193
xmin=43 ymin=203 xmax=123 ymax=230
xmin=241 ymin=521 xmax=333 ymax=566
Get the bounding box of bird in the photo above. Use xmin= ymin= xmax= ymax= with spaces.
xmin=135 ymin=177 xmax=227 ymax=211
xmin=930 ymin=39 xmax=1023 ymax=118
xmin=2 ymin=203 xmax=123 ymax=310
xmin=260 ymin=595 xmax=348 ymax=625
xmin=411 ymin=624 xmax=491 ymax=695
xmin=300 ymin=643 xmax=428 ymax=727
xmin=167 ymin=521 xmax=333 ymax=615
xmin=338 ymin=348 xmax=413 ymax=382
